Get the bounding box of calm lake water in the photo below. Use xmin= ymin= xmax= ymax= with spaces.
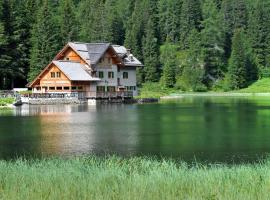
xmin=1 ymin=96 xmax=270 ymax=163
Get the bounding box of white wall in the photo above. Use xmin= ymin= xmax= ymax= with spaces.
xmin=119 ymin=67 xmax=137 ymax=87
xmin=96 ymin=64 xmax=118 ymax=87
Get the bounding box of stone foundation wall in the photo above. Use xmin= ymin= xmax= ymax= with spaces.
xmin=26 ymin=98 xmax=81 ymax=105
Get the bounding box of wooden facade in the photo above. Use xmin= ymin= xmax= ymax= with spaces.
xmin=32 ymin=63 xmax=91 ymax=94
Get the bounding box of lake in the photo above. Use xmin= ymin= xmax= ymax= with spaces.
xmin=1 ymin=96 xmax=270 ymax=163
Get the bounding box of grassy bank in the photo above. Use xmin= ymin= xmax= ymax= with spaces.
xmin=1 ymin=156 xmax=270 ymax=199
xmin=0 ymin=97 xmax=14 ymax=107
xmin=138 ymin=82 xmax=180 ymax=98
xmin=139 ymin=78 xmax=270 ymax=98
xmin=239 ymin=78 xmax=270 ymax=93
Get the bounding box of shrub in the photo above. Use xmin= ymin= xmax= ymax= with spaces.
xmin=0 ymin=98 xmax=15 ymax=106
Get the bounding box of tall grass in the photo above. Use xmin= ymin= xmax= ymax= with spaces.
xmin=0 ymin=156 xmax=270 ymax=200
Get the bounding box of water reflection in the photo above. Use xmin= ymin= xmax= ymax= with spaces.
xmin=1 ymin=97 xmax=270 ymax=163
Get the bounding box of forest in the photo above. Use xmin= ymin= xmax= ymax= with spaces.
xmin=0 ymin=0 xmax=269 ymax=92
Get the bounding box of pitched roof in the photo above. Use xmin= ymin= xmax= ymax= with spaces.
xmin=68 ymin=42 xmax=143 ymax=67
xmin=69 ymin=42 xmax=111 ymax=65
xmin=112 ymin=45 xmax=143 ymax=67
xmin=53 ymin=61 xmax=100 ymax=81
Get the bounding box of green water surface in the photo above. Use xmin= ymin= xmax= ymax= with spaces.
xmin=1 ymin=96 xmax=270 ymax=163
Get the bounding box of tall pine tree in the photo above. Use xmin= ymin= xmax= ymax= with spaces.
xmin=160 ymin=42 xmax=178 ymax=88
xmin=228 ymin=29 xmax=248 ymax=89
xmin=248 ymin=0 xmax=270 ymax=77
xmin=78 ymin=0 xmax=106 ymax=42
xmin=201 ymin=0 xmax=225 ymax=86
xmin=142 ymin=18 xmax=160 ymax=82
xmin=158 ymin=0 xmax=182 ymax=43
xmin=28 ymin=0 xmax=60 ymax=82
xmin=13 ymin=0 xmax=37 ymax=87
xmin=58 ymin=0 xmax=78 ymax=46
xmin=179 ymin=0 xmax=202 ymax=49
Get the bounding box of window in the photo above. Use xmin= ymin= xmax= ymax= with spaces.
xmin=49 ymin=87 xmax=55 ymax=90
xmin=71 ymin=86 xmax=77 ymax=90
xmin=107 ymin=86 xmax=116 ymax=92
xmin=56 ymin=87 xmax=62 ymax=90
xmin=123 ymin=72 xmax=128 ymax=79
xmin=108 ymin=71 xmax=114 ymax=79
xmin=51 ymin=72 xmax=55 ymax=78
xmin=78 ymin=86 xmax=83 ymax=90
xmin=97 ymin=86 xmax=106 ymax=92
xmin=98 ymin=71 xmax=104 ymax=78
xmin=107 ymin=58 xmax=111 ymax=64
xmin=56 ymin=72 xmax=61 ymax=78
xmin=36 ymin=87 xmax=41 ymax=91
xmin=64 ymin=87 xmax=70 ymax=90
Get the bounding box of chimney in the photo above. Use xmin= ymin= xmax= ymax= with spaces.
xmin=126 ymin=48 xmax=131 ymax=56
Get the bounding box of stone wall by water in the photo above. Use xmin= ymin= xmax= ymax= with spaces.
xmin=24 ymin=98 xmax=81 ymax=105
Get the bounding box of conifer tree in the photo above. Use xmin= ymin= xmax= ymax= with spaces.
xmin=143 ymin=19 xmax=160 ymax=82
xmin=221 ymin=0 xmax=248 ymax=60
xmin=78 ymin=0 xmax=106 ymax=42
xmin=158 ymin=0 xmax=182 ymax=43
xmin=0 ymin=0 xmax=19 ymax=89
xmin=124 ymin=0 xmax=146 ymax=61
xmin=177 ymin=29 xmax=206 ymax=92
xmin=201 ymin=0 xmax=225 ymax=86
xmin=248 ymin=0 xmax=270 ymax=76
xmin=179 ymin=0 xmax=202 ymax=49
xmin=160 ymin=42 xmax=178 ymax=87
xmin=228 ymin=29 xmax=248 ymax=89
xmin=13 ymin=0 xmax=37 ymax=87
xmin=58 ymin=0 xmax=78 ymax=46
xmin=28 ymin=0 xmax=60 ymax=82
xmin=103 ymin=0 xmax=124 ymax=44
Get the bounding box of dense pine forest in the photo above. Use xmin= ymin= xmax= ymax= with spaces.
xmin=0 ymin=0 xmax=269 ymax=91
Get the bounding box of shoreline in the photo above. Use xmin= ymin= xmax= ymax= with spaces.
xmin=161 ymin=92 xmax=270 ymax=99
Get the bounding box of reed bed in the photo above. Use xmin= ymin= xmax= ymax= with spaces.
xmin=0 ymin=156 xmax=269 ymax=200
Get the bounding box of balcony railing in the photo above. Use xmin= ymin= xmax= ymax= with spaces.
xmin=84 ymin=91 xmax=133 ymax=99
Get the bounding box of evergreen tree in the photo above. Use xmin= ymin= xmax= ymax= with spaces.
xmin=179 ymin=0 xmax=202 ymax=49
xmin=201 ymin=0 xmax=225 ymax=86
xmin=228 ymin=29 xmax=248 ymax=89
xmin=28 ymin=0 xmax=60 ymax=82
xmin=0 ymin=21 xmax=8 ymax=89
xmin=158 ymin=0 xmax=182 ymax=43
xmin=160 ymin=42 xmax=178 ymax=87
xmin=13 ymin=0 xmax=37 ymax=87
xmin=143 ymin=19 xmax=160 ymax=82
xmin=176 ymin=29 xmax=206 ymax=92
xmin=221 ymin=0 xmax=248 ymax=60
xmin=248 ymin=0 xmax=270 ymax=76
xmin=103 ymin=0 xmax=124 ymax=44
xmin=124 ymin=0 xmax=146 ymax=61
xmin=78 ymin=0 xmax=106 ymax=42
xmin=0 ymin=0 xmax=19 ymax=89
xmin=58 ymin=0 xmax=78 ymax=46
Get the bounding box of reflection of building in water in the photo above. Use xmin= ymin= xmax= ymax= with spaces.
xmin=37 ymin=105 xmax=98 ymax=155
xmin=13 ymin=104 xmax=139 ymax=157
xmin=14 ymin=104 xmax=89 ymax=116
